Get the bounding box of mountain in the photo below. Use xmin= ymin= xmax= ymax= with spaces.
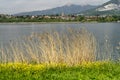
xmin=14 ymin=4 xmax=97 ymax=16
xmin=81 ymin=0 xmax=120 ymax=15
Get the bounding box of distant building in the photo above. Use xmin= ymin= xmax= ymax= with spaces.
xmin=117 ymin=21 xmax=120 ymax=23
xmin=44 ymin=16 xmax=51 ymax=19
xmin=31 ymin=16 xmax=35 ymax=19
xmin=61 ymin=12 xmax=65 ymax=17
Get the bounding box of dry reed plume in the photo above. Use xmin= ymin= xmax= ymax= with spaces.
xmin=0 ymin=28 xmax=97 ymax=65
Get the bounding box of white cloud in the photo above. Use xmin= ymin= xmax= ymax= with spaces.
xmin=0 ymin=0 xmax=110 ymax=14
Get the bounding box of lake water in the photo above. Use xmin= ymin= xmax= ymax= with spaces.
xmin=0 ymin=23 xmax=120 ymax=58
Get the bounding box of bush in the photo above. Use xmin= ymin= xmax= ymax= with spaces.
xmin=0 ymin=28 xmax=97 ymax=65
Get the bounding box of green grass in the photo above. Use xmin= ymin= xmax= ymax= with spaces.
xmin=0 ymin=62 xmax=120 ymax=80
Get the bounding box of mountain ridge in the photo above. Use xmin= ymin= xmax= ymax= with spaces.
xmin=81 ymin=0 xmax=120 ymax=15
xmin=14 ymin=4 xmax=97 ymax=16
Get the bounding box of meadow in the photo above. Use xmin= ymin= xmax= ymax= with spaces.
xmin=0 ymin=28 xmax=120 ymax=80
xmin=0 ymin=62 xmax=120 ymax=80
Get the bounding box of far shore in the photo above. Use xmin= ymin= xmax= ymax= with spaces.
xmin=0 ymin=21 xmax=119 ymax=24
xmin=0 ymin=21 xmax=96 ymax=24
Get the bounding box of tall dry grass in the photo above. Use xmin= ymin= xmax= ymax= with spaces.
xmin=0 ymin=28 xmax=101 ymax=65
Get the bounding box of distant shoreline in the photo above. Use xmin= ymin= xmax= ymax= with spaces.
xmin=0 ymin=21 xmax=119 ymax=24
xmin=0 ymin=22 xmax=95 ymax=24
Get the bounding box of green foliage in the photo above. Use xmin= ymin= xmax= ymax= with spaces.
xmin=0 ymin=62 xmax=120 ymax=80
xmin=0 ymin=15 xmax=120 ymax=22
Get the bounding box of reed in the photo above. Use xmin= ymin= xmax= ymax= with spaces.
xmin=0 ymin=28 xmax=113 ymax=65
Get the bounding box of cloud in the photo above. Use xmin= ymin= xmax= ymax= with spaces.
xmin=0 ymin=0 xmax=110 ymax=14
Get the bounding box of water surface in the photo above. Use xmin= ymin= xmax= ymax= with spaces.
xmin=0 ymin=23 xmax=120 ymax=57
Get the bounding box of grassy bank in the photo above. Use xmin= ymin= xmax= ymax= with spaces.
xmin=0 ymin=62 xmax=120 ymax=80
xmin=0 ymin=28 xmax=119 ymax=80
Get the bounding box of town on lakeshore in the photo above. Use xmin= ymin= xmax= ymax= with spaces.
xmin=0 ymin=13 xmax=120 ymax=22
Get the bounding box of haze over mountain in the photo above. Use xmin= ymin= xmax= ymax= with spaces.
xmin=81 ymin=0 xmax=120 ymax=15
xmin=15 ymin=4 xmax=97 ymax=16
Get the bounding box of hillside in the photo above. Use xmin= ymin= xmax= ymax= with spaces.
xmin=81 ymin=0 xmax=120 ymax=16
xmin=15 ymin=4 xmax=96 ymax=16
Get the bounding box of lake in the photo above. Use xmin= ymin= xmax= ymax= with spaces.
xmin=0 ymin=23 xmax=120 ymax=59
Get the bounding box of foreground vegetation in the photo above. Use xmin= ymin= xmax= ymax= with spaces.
xmin=0 ymin=28 xmax=119 ymax=80
xmin=0 ymin=28 xmax=98 ymax=65
xmin=0 ymin=62 xmax=120 ymax=80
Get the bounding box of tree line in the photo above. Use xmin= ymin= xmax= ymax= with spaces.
xmin=0 ymin=14 xmax=120 ymax=22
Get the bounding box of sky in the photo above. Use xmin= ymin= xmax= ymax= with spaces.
xmin=0 ymin=0 xmax=110 ymax=14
